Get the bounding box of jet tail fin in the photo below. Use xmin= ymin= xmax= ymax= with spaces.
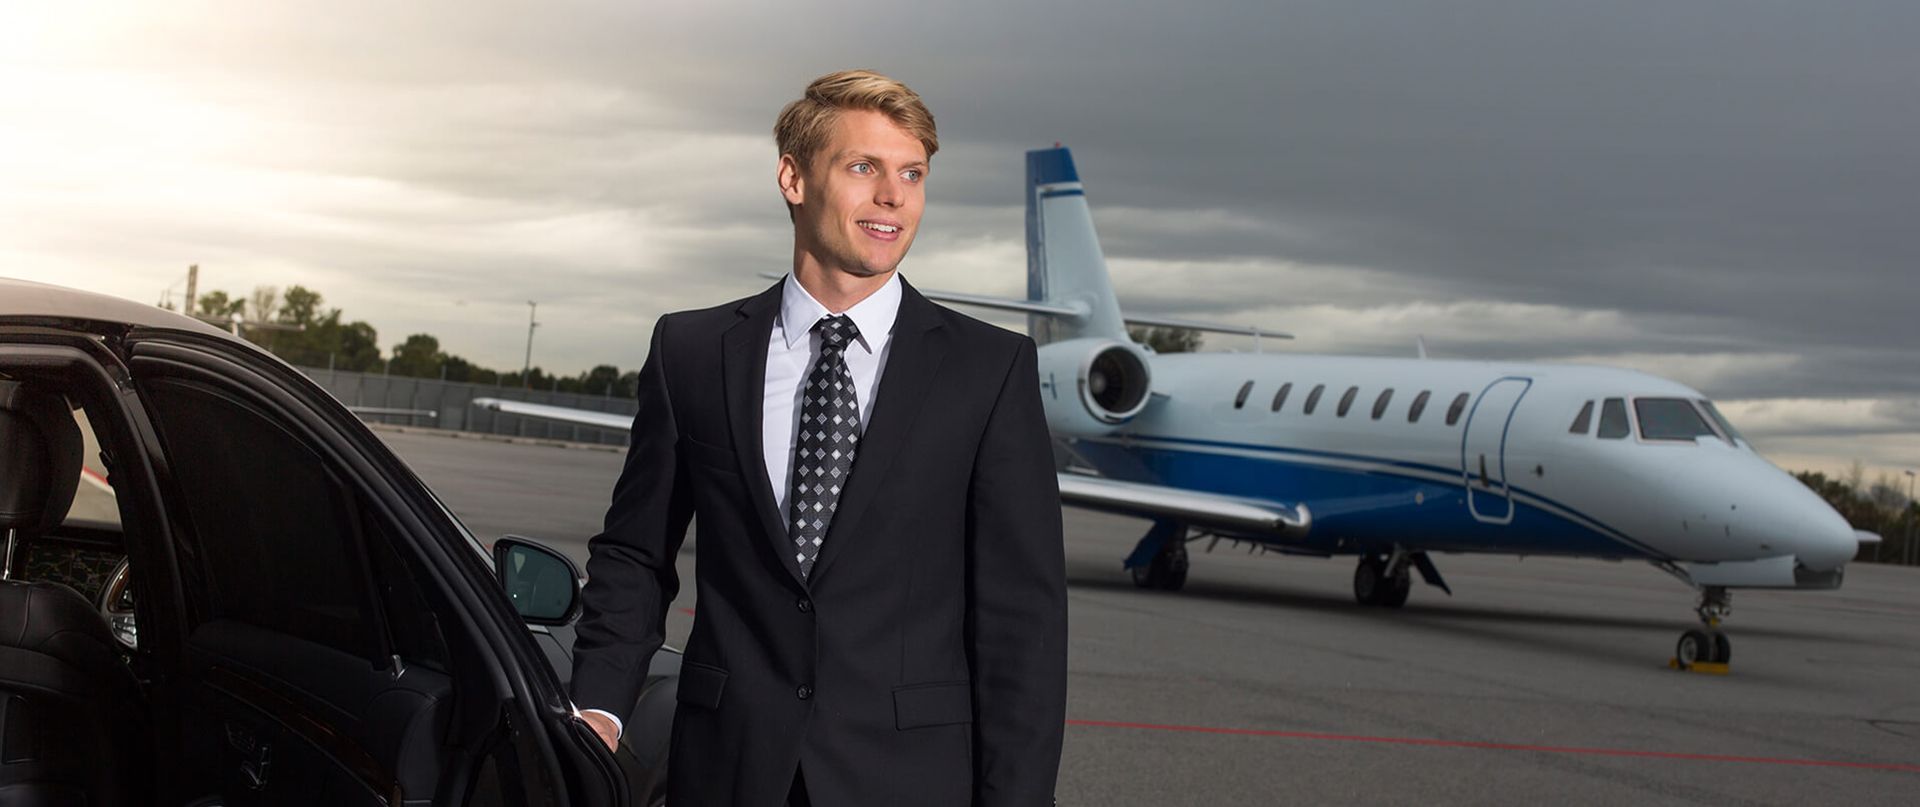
xmin=1024 ymin=147 xmax=1131 ymax=346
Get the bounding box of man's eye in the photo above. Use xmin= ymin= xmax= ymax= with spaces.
xmin=851 ymin=162 xmax=873 ymax=174
xmin=903 ymin=169 xmax=923 ymax=182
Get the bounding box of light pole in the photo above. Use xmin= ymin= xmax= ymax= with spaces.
xmin=522 ymin=301 xmax=539 ymax=389
xmin=1905 ymin=470 xmax=1916 ymax=566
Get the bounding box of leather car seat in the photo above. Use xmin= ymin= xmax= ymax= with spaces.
xmin=0 ymin=380 xmax=144 ymax=806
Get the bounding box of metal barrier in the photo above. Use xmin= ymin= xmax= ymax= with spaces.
xmin=296 ymin=366 xmax=636 ymax=446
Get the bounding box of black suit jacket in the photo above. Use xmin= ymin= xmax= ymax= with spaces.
xmin=571 ymin=277 xmax=1067 ymax=806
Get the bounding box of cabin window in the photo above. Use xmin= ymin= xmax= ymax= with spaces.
xmin=1303 ymin=384 xmax=1326 ymax=415
xmin=1371 ymin=389 xmax=1394 ymax=420
xmin=1408 ymin=390 xmax=1431 ymax=423
xmin=1336 ymin=386 xmax=1360 ymax=417
xmin=1597 ymin=398 xmax=1630 ymax=439
xmin=1234 ymin=380 xmax=1254 ymax=409
xmin=1569 ymin=401 xmax=1594 ymax=434
xmin=1445 ymin=393 xmax=1469 ymax=425
xmin=1635 ymin=398 xmax=1716 ymax=441
xmin=1271 ymin=382 xmax=1293 ymax=412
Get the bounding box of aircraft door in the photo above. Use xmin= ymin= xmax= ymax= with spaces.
xmin=1460 ymin=377 xmax=1532 ymax=524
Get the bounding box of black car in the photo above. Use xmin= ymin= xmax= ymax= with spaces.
xmin=0 ymin=277 xmax=678 ymax=806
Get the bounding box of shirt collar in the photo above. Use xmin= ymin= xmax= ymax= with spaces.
xmin=779 ymin=271 xmax=902 ymax=353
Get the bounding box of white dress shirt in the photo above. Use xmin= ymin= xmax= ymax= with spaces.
xmin=586 ymin=271 xmax=903 ymax=740
xmin=764 ymin=271 xmax=902 ymax=514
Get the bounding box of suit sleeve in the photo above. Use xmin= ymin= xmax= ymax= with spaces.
xmin=966 ymin=336 xmax=1068 ymax=806
xmin=570 ymin=316 xmax=695 ymax=720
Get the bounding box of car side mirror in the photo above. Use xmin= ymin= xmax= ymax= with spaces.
xmin=494 ymin=535 xmax=582 ymax=626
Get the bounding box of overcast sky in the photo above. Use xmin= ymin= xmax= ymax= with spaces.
xmin=3 ymin=1 xmax=1915 ymax=478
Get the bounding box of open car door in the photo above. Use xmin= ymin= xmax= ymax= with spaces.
xmin=122 ymin=329 xmax=622 ymax=806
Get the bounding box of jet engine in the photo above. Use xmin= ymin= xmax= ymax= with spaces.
xmin=1035 ymin=338 xmax=1153 ymax=436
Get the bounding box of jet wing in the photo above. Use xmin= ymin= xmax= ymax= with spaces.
xmin=1055 ymin=472 xmax=1310 ymax=535
xmin=467 ymin=399 xmax=1310 ymax=535
xmin=470 ymin=398 xmax=632 ymax=430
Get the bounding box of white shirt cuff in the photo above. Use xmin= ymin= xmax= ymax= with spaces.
xmin=581 ymin=708 xmax=624 ymax=740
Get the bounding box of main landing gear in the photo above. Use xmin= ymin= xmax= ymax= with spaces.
xmin=1671 ymin=585 xmax=1733 ymax=673
xmin=1352 ymin=548 xmax=1449 ymax=608
xmin=1352 ymin=554 xmax=1411 ymax=608
xmin=1128 ymin=520 xmax=1190 ymax=591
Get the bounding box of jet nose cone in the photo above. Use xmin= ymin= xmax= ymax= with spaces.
xmin=1773 ymin=481 xmax=1860 ymax=572
xmin=1800 ymin=515 xmax=1861 ymax=572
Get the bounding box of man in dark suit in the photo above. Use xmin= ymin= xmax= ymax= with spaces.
xmin=569 ymin=69 xmax=1067 ymax=806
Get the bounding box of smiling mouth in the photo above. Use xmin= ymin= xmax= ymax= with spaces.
xmin=858 ymin=221 xmax=900 ymax=234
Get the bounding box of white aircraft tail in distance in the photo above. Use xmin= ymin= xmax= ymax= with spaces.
xmin=477 ymin=145 xmax=1867 ymax=670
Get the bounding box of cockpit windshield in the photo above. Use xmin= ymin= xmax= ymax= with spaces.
xmin=1634 ymin=398 xmax=1717 ymax=441
xmin=1696 ymin=398 xmax=1747 ymax=447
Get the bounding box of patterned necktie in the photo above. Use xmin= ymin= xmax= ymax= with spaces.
xmin=788 ymin=314 xmax=862 ymax=579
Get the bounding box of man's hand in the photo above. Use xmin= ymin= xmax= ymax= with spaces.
xmin=579 ymin=710 xmax=620 ymax=752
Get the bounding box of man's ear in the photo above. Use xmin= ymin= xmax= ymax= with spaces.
xmin=778 ymin=154 xmax=806 ymax=207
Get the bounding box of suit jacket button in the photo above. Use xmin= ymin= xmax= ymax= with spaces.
xmin=796 ymin=597 xmax=812 ymax=613
xmin=796 ymin=684 xmax=813 ymax=700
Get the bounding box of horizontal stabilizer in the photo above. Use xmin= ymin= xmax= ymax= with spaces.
xmin=1056 ymin=472 xmax=1310 ymax=534
xmin=1855 ymin=529 xmax=1882 ymax=545
xmin=755 ymin=274 xmax=1290 ymax=340
xmin=916 ymin=288 xmax=1082 ymax=317
xmin=1118 ymin=313 xmax=1293 ymax=341
xmin=472 ymin=398 xmax=632 ymax=431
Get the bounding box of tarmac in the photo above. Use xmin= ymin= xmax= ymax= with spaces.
xmin=377 ymin=426 xmax=1920 ymax=806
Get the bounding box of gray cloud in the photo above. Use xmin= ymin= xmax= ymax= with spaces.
xmin=4 ymin=0 xmax=1916 ymax=473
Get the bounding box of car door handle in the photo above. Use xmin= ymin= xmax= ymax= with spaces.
xmin=226 ymin=722 xmax=272 ymax=790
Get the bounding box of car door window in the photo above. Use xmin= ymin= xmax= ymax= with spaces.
xmin=140 ymin=377 xmax=381 ymax=659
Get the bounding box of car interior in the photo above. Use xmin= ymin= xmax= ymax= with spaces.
xmin=0 ymin=334 xmax=583 ymax=807
xmin=1 ymin=377 xmax=148 ymax=806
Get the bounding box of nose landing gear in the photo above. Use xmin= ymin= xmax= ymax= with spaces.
xmin=1671 ymin=585 xmax=1732 ymax=674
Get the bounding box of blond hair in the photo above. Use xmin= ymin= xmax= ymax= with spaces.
xmin=774 ymin=69 xmax=939 ymax=170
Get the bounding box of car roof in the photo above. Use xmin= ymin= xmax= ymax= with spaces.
xmin=0 ymin=275 xmax=245 ymax=341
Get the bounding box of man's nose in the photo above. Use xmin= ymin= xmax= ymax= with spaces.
xmin=874 ymin=174 xmax=904 ymax=207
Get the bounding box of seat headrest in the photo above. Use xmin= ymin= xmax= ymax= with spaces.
xmin=0 ymin=380 xmax=81 ymax=536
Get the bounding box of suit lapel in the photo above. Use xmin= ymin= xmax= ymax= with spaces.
xmin=808 ymin=279 xmax=949 ymax=586
xmin=721 ymin=281 xmax=807 ymax=589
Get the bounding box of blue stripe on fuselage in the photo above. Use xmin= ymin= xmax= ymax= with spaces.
xmin=1072 ymin=436 xmax=1661 ymax=560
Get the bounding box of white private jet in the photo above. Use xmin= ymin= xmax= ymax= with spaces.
xmin=477 ymin=146 xmax=1870 ymax=670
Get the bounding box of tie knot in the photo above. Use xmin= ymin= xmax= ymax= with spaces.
xmin=814 ymin=314 xmax=859 ymax=351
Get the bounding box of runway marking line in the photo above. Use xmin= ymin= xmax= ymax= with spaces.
xmin=79 ymin=467 xmax=113 ymax=493
xmin=1065 ymin=719 xmax=1920 ymax=774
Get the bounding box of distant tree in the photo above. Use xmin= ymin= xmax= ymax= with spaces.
xmin=1843 ymin=459 xmax=1866 ymax=499
xmin=441 ymin=354 xmax=489 ymax=383
xmin=194 ymin=290 xmax=245 ymax=320
xmin=1867 ymin=471 xmax=1910 ymax=514
xmin=580 ymin=364 xmax=621 ymax=396
xmin=1128 ymin=325 xmax=1203 ymax=353
xmin=248 ymin=285 xmax=280 ymax=325
xmin=259 ymin=285 xmax=380 ymax=371
xmin=279 ymin=285 xmax=324 ymax=328
xmin=389 ymin=333 xmax=443 ymax=378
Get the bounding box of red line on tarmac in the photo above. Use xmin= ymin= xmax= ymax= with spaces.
xmin=1065 ymin=719 xmax=1920 ymax=773
xmin=80 ymin=467 xmax=111 ymax=489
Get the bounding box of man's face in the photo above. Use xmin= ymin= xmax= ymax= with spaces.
xmin=781 ymin=109 xmax=928 ymax=278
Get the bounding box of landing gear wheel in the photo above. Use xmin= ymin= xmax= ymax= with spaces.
xmin=1130 ymin=541 xmax=1188 ymax=591
xmin=1671 ymin=585 xmax=1734 ymax=671
xmin=1353 ymin=555 xmax=1387 ymax=605
xmin=1378 ymin=572 xmax=1412 ymax=609
xmin=1676 ymin=629 xmax=1714 ymax=668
